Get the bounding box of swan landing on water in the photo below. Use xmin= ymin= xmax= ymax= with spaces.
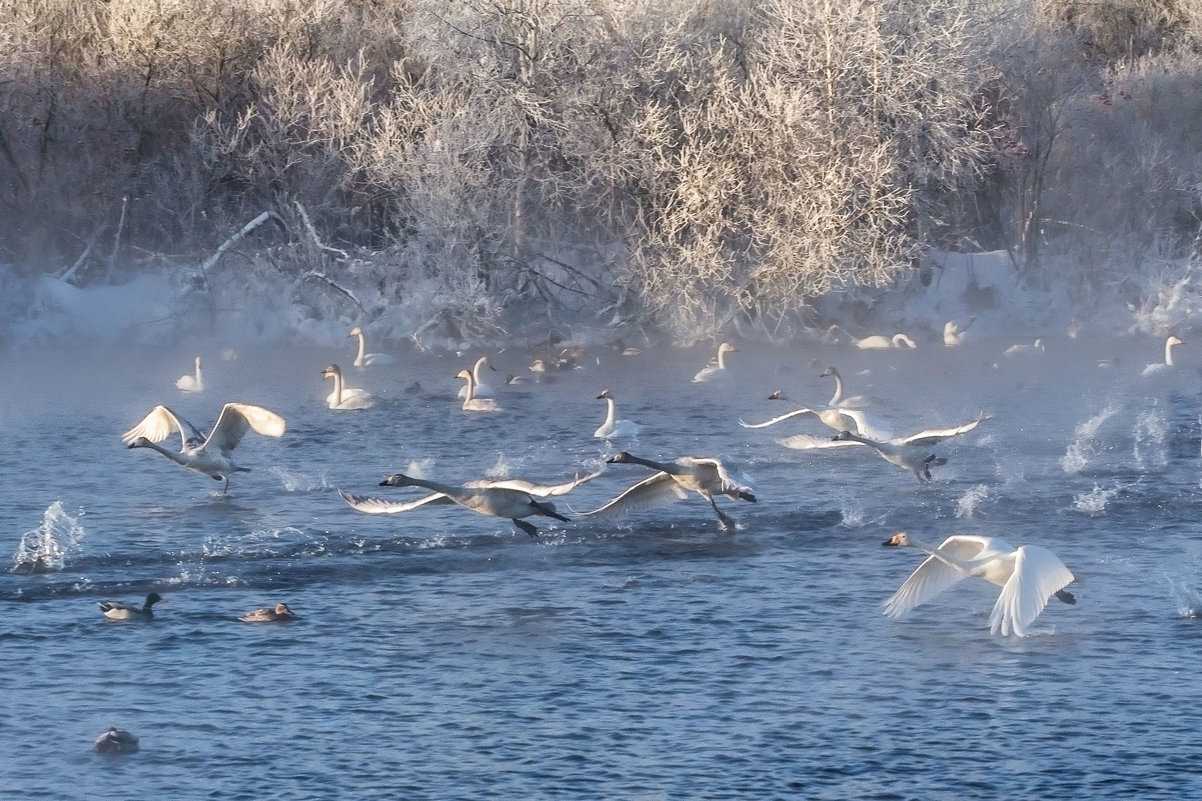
xmin=122 ymin=403 xmax=286 ymax=491
xmin=882 ymin=531 xmax=1076 ymax=637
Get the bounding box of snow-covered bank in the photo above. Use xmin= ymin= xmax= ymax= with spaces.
xmin=3 ymin=250 xmax=1199 ymax=351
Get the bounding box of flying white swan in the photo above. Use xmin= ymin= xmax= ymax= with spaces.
xmin=456 ymin=356 xmax=497 ymax=398
xmin=882 ymin=531 xmax=1076 ymax=636
xmin=176 ymin=356 xmax=203 ymax=392
xmin=98 ymin=592 xmax=165 ymax=621
xmin=594 ymin=388 xmax=642 ymax=439
xmin=741 ymin=405 xmax=895 ymax=443
xmin=375 ymin=473 xmax=570 ymax=537
xmin=348 ymin=325 xmax=395 ymax=367
xmin=340 ymin=471 xmax=602 ymax=514
xmin=93 ymin=726 xmax=140 ymax=754
xmin=692 ymin=342 xmax=737 ymax=382
xmin=457 ymin=368 xmax=501 ymax=412
xmin=322 ymin=364 xmax=374 ymax=410
xmin=1142 ymin=335 xmax=1184 ymax=376
xmin=122 ymin=403 xmax=286 ymax=491
xmin=239 ymin=602 xmax=297 ymax=622
xmin=578 ymin=451 xmax=755 ymax=531
xmin=832 ymin=430 xmax=949 ymax=482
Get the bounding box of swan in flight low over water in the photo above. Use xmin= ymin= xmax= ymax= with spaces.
xmin=98 ymin=592 xmax=165 ymax=621
xmin=457 ymin=356 xmax=497 ymax=399
xmin=457 ymin=368 xmax=501 ymax=412
xmin=340 ymin=471 xmax=602 ymax=515
xmin=882 ymin=531 xmax=1076 ymax=637
xmin=594 ymin=389 xmax=642 ymax=439
xmin=692 ymin=342 xmax=737 ymax=382
xmin=122 ymin=403 xmax=286 ymax=491
xmin=376 ymin=473 xmax=570 ymax=537
xmin=322 ymin=364 xmax=374 ymax=410
xmin=240 ymin=602 xmax=298 ymax=623
xmin=832 ymin=430 xmax=949 ymax=483
xmin=349 ymin=325 xmax=395 ymax=367
xmin=176 ymin=356 xmax=204 ymax=392
xmin=1142 ymin=334 xmax=1184 ymax=376
xmin=578 ymin=451 xmax=755 ymax=531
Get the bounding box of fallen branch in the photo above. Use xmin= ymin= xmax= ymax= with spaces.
xmin=294 ymin=201 xmax=349 ymax=262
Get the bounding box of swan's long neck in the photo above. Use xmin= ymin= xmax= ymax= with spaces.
xmin=353 ymin=333 xmax=367 ymax=366
xmin=140 ymin=439 xmax=190 ymax=466
xmin=473 ymin=358 xmax=488 ymax=382
xmin=329 ymin=371 xmax=344 ymax=405
xmin=621 ymin=453 xmax=679 ymax=474
xmin=716 ymin=347 xmax=728 ymax=369
xmin=827 ymin=371 xmax=845 ymax=406
xmin=893 ymin=333 xmax=916 ymax=348
xmin=601 ymin=397 xmax=617 ymax=427
xmin=397 ymin=475 xmax=460 ymax=498
xmin=460 ymin=372 xmax=476 ymax=400
xmin=1166 ymin=338 xmax=1179 ymax=366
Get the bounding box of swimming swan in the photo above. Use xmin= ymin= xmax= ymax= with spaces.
xmin=827 ymin=326 xmax=917 ymax=350
xmin=93 ymin=727 xmax=139 ymax=754
xmin=882 ymin=531 xmax=1076 ymax=636
xmin=340 ymin=471 xmax=603 ymax=514
xmin=821 ymin=366 xmax=868 ymax=408
xmin=377 ymin=473 xmax=569 ymax=537
xmin=1142 ymin=335 xmax=1184 ymax=376
xmin=322 ymin=364 xmax=374 ymax=410
xmin=240 ymin=602 xmax=297 ymax=622
xmin=457 ymin=356 xmax=497 ymax=398
xmin=349 ymin=326 xmax=395 ymax=367
xmin=594 ymin=389 xmax=642 ymax=439
xmin=457 ymin=368 xmax=501 ymax=412
xmin=176 ymin=356 xmax=203 ymax=392
xmin=692 ymin=342 xmax=737 ymax=382
xmin=123 ymin=403 xmax=286 ymax=491
xmin=579 ymin=451 xmax=755 ymax=531
xmin=98 ymin=592 xmax=165 ymax=621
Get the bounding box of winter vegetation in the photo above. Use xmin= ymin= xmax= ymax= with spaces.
xmin=3 ymin=0 xmax=1202 ymax=346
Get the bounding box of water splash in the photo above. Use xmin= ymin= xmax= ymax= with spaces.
xmin=955 ymin=484 xmax=991 ymax=519
xmin=270 ymin=466 xmax=330 ymax=492
xmin=1061 ymin=403 xmax=1120 ymax=474
xmin=11 ymin=501 xmax=85 ymax=573
xmin=1073 ymin=484 xmax=1119 ymax=516
xmin=1167 ymin=577 xmax=1202 ymax=618
xmin=484 ymin=452 xmax=513 ymax=479
xmin=1133 ymin=406 xmax=1169 ymax=472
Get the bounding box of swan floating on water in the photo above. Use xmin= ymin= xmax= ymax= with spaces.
xmin=175 ymin=356 xmax=203 ymax=392
xmin=692 ymin=342 xmax=737 ymax=382
xmin=123 ymin=403 xmax=286 ymax=491
xmin=340 ymin=471 xmax=602 ymax=515
xmin=821 ymin=366 xmax=868 ymax=408
xmin=882 ymin=531 xmax=1076 ymax=636
xmin=827 ymin=326 xmax=917 ymax=350
xmin=376 ymin=473 xmax=569 ymax=537
xmin=98 ymin=592 xmax=165 ymax=621
xmin=1142 ymin=335 xmax=1184 ymax=376
xmin=594 ymin=389 xmax=642 ymax=439
xmin=943 ymin=320 xmax=972 ymax=347
xmin=349 ymin=326 xmax=395 ymax=367
xmin=93 ymin=727 xmax=139 ymax=754
xmin=322 ymin=364 xmax=374 ymax=410
xmin=457 ymin=368 xmax=501 ymax=412
xmin=457 ymin=356 xmax=496 ymax=398
xmin=240 ymin=602 xmax=297 ymax=622
xmin=578 ymin=451 xmax=755 ymax=531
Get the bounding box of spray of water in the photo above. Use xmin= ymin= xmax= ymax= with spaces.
xmin=955 ymin=484 xmax=991 ymax=519
xmin=11 ymin=501 xmax=85 ymax=573
xmin=1061 ymin=403 xmax=1120 ymax=474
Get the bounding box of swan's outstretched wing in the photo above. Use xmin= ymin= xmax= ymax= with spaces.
xmin=777 ymin=434 xmax=863 ymax=451
xmin=989 ymin=544 xmax=1075 ymax=636
xmin=205 ymin=403 xmax=286 ymax=454
xmin=473 ymin=470 xmax=604 ymax=497
xmin=576 ymin=473 xmax=688 ymax=517
xmin=895 ymin=416 xmax=986 ymax=446
xmin=739 ymin=408 xmax=821 ymax=429
xmin=882 ymin=535 xmax=993 ymax=618
xmin=122 ymin=405 xmax=202 ymax=449
xmin=339 ymin=489 xmax=455 ymax=514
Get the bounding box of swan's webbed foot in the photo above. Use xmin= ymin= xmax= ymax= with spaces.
xmin=1055 ymin=589 xmax=1077 ymax=605
xmin=514 ymin=519 xmax=540 ymax=538
xmin=738 ymin=490 xmax=757 ymax=503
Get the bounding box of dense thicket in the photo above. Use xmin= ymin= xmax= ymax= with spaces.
xmin=2 ymin=0 xmax=1202 ymax=339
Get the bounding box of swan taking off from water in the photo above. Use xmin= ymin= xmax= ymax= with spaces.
xmin=579 ymin=451 xmax=755 ymax=531
xmin=1142 ymin=335 xmax=1184 ymax=376
xmin=594 ymin=389 xmax=642 ymax=439
xmin=882 ymin=531 xmax=1076 ymax=636
xmin=322 ymin=364 xmax=374 ymax=410
xmin=692 ymin=342 xmax=737 ymax=382
xmin=340 ymin=471 xmax=602 ymax=515
xmin=457 ymin=368 xmax=501 ymax=411
xmin=240 ymin=602 xmax=297 ymax=622
xmin=377 ymin=473 xmax=569 ymax=537
xmin=123 ymin=403 xmax=286 ymax=491
xmin=98 ymin=592 xmax=165 ymax=621
xmin=832 ymin=430 xmax=948 ymax=482
xmin=348 ymin=326 xmax=395 ymax=367
xmin=176 ymin=356 xmax=203 ymax=392
xmin=457 ymin=356 xmax=497 ymax=398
